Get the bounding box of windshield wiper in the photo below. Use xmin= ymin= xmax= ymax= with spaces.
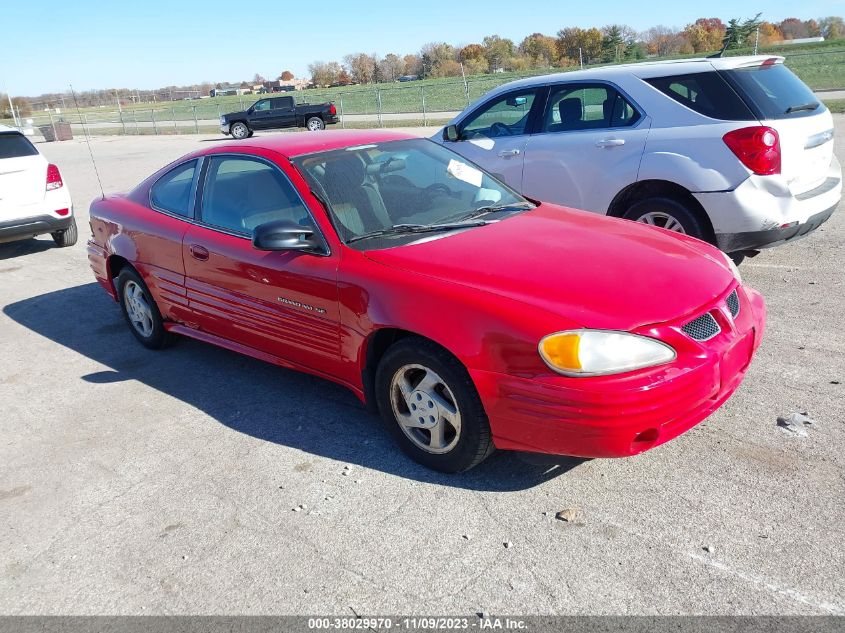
xmin=452 ymin=202 xmax=535 ymax=223
xmin=785 ymin=102 xmax=819 ymax=114
xmin=346 ymin=221 xmax=490 ymax=245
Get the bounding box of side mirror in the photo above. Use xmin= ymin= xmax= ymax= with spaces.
xmin=247 ymin=106 xmax=254 ymax=114
xmin=253 ymin=219 xmax=323 ymax=253
xmin=443 ymin=124 xmax=460 ymax=142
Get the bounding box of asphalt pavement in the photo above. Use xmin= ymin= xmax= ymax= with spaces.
xmin=1 ymin=123 xmax=843 ymax=615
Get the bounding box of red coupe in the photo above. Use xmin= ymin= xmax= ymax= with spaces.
xmin=87 ymin=130 xmax=765 ymax=472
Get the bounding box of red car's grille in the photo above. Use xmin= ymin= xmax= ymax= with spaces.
xmin=681 ymin=288 xmax=741 ymax=341
xmin=682 ymin=312 xmax=720 ymax=341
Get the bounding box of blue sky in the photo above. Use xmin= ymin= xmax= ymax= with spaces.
xmin=3 ymin=0 xmax=842 ymax=95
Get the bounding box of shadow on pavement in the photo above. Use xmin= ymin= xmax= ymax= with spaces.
xmin=0 ymin=238 xmax=56 ymax=260
xmin=4 ymin=282 xmax=584 ymax=491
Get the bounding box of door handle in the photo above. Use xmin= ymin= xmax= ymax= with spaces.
xmin=189 ymin=244 xmax=209 ymax=261
xmin=498 ymin=149 xmax=521 ymax=158
xmin=595 ymin=138 xmax=625 ymax=148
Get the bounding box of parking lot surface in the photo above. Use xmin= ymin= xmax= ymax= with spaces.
xmin=1 ymin=123 xmax=843 ymax=615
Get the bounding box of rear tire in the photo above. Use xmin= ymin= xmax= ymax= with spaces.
xmin=375 ymin=337 xmax=494 ymax=473
xmin=116 ymin=268 xmax=173 ymax=350
xmin=51 ymin=218 xmax=78 ymax=247
xmin=306 ymin=116 xmax=326 ymax=131
xmin=230 ymin=122 xmax=250 ymax=139
xmin=623 ymin=197 xmax=709 ymax=242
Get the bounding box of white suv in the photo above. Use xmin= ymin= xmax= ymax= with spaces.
xmin=436 ymin=56 xmax=841 ymax=262
xmin=0 ymin=126 xmax=76 ymax=247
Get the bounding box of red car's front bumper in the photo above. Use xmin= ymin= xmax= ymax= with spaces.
xmin=471 ymin=284 xmax=766 ymax=458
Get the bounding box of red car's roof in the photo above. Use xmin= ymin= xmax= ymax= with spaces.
xmin=217 ymin=129 xmax=418 ymax=157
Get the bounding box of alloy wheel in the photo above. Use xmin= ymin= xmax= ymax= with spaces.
xmin=636 ymin=212 xmax=686 ymax=233
xmin=389 ymin=364 xmax=462 ymax=454
xmin=123 ymin=280 xmax=154 ymax=337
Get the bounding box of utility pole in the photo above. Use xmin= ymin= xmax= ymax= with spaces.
xmin=754 ymin=26 xmax=760 ymax=55
xmin=579 ymin=47 xmax=584 ymax=69
xmin=6 ymin=93 xmax=18 ymax=127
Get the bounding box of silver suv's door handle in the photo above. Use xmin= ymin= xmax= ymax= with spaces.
xmin=498 ymin=149 xmax=521 ymax=157
xmin=596 ymin=138 xmax=625 ymax=148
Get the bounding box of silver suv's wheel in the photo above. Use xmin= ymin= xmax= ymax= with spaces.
xmin=375 ymin=337 xmax=494 ymax=472
xmin=623 ymin=196 xmax=709 ymax=242
xmin=231 ymin=122 xmax=249 ymax=139
xmin=306 ymin=117 xmax=325 ymax=131
xmin=635 ymin=212 xmax=686 ymax=233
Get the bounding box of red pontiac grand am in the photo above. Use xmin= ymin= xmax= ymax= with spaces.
xmin=87 ymin=130 xmax=765 ymax=472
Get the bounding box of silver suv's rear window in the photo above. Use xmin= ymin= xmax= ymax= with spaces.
xmin=721 ymin=63 xmax=824 ymax=120
xmin=0 ymin=132 xmax=39 ymax=159
xmin=645 ymin=72 xmax=756 ymax=121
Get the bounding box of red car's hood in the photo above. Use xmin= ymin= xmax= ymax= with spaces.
xmin=364 ymin=205 xmax=734 ymax=330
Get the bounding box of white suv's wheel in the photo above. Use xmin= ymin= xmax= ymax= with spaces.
xmin=51 ymin=218 xmax=78 ymax=247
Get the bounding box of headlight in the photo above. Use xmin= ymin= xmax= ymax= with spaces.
xmin=722 ymin=251 xmax=742 ymax=283
xmin=538 ymin=330 xmax=676 ymax=377
xmin=220 ymin=116 xmax=226 ymax=124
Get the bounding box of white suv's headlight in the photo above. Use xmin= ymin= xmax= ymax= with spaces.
xmin=539 ymin=330 xmax=676 ymax=377
xmin=722 ymin=251 xmax=742 ymax=283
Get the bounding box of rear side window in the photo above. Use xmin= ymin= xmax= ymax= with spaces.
xmin=722 ymin=63 xmax=823 ymax=120
xmin=271 ymin=96 xmax=294 ymax=109
xmin=150 ymin=160 xmax=197 ymax=217
xmin=646 ymin=73 xmax=755 ymax=121
xmin=0 ymin=133 xmax=39 ymax=159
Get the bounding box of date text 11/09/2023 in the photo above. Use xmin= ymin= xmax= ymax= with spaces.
xmin=307 ymin=616 xmax=528 ymax=629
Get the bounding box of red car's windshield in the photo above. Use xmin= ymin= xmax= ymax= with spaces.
xmin=293 ymin=139 xmax=530 ymax=248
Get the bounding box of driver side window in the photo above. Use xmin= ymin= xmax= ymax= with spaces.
xmin=461 ymin=90 xmax=537 ymax=138
xmin=200 ymin=156 xmax=312 ymax=235
xmin=253 ymin=100 xmax=270 ymax=112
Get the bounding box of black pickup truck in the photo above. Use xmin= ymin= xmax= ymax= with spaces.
xmin=220 ymin=95 xmax=339 ymax=138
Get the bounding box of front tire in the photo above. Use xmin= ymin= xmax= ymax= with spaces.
xmin=623 ymin=197 xmax=709 ymax=242
xmin=51 ymin=218 xmax=78 ymax=247
xmin=116 ymin=268 xmax=172 ymax=349
xmin=230 ymin=122 xmax=250 ymax=139
xmin=375 ymin=337 xmax=494 ymax=473
xmin=305 ymin=116 xmax=326 ymax=131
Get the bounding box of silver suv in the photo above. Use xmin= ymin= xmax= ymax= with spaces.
xmin=436 ymin=56 xmax=841 ymax=262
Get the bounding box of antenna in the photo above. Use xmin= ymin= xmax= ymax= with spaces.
xmin=69 ymin=83 xmax=105 ymax=200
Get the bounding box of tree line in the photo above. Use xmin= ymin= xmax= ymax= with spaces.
xmin=305 ymin=15 xmax=845 ymax=86
xmin=5 ymin=14 xmax=843 ymax=115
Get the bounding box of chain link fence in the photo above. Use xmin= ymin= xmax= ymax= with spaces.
xmin=0 ymin=73 xmax=540 ymax=138
xmin=3 ymin=49 xmax=843 ymax=139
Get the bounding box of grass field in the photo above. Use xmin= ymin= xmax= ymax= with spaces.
xmin=825 ymin=99 xmax=845 ymax=113
xmin=4 ymin=39 xmax=844 ymax=131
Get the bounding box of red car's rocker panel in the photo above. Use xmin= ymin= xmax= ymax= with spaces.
xmin=87 ymin=130 xmax=766 ymax=472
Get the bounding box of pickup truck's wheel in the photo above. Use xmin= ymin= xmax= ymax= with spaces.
xmin=375 ymin=337 xmax=494 ymax=473
xmin=116 ymin=268 xmax=172 ymax=349
xmin=306 ymin=116 xmax=325 ymax=131
xmin=51 ymin=218 xmax=78 ymax=247
xmin=230 ymin=122 xmax=250 ymax=139
xmin=623 ymin=197 xmax=708 ymax=242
